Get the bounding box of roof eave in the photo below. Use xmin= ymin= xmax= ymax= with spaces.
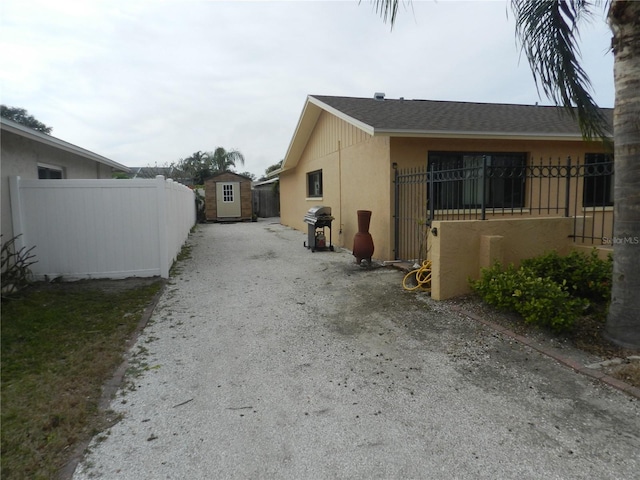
xmin=1 ymin=119 xmax=129 ymax=172
xmin=373 ymin=128 xmax=604 ymax=142
xmin=281 ymin=96 xmax=376 ymax=173
xmin=308 ymin=96 xmax=375 ymax=135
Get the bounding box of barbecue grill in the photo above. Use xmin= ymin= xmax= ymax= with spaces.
xmin=303 ymin=206 xmax=335 ymax=252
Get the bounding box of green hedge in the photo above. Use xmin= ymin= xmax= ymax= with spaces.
xmin=470 ymin=249 xmax=612 ymax=332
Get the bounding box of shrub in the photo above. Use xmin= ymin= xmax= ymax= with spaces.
xmin=521 ymin=249 xmax=612 ymax=302
xmin=471 ymin=261 xmax=588 ymax=332
xmin=1 ymin=235 xmax=37 ymax=299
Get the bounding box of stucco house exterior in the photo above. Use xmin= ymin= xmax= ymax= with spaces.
xmin=1 ymin=117 xmax=129 ymax=240
xmin=279 ymin=94 xmax=613 ymax=299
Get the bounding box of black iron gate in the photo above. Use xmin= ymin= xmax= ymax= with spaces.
xmin=393 ymin=165 xmax=429 ymax=262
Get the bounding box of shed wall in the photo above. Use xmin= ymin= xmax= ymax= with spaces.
xmin=204 ymin=173 xmax=253 ymax=221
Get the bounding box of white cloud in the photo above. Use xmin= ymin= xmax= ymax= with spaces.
xmin=1 ymin=0 xmax=614 ymax=178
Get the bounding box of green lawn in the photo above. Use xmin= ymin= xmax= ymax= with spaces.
xmin=1 ymin=279 xmax=163 ymax=479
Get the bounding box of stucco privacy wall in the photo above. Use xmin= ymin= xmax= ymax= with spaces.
xmin=280 ymin=111 xmax=395 ymax=259
xmin=1 ymin=131 xmax=114 ymax=239
xmin=429 ymin=217 xmax=574 ymax=300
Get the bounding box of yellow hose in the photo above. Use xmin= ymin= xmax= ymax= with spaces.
xmin=402 ymin=260 xmax=432 ymax=292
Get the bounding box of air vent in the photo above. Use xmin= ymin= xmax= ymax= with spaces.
xmin=374 ymin=92 xmax=386 ymax=101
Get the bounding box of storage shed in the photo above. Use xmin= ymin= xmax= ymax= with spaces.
xmin=204 ymin=172 xmax=253 ymax=222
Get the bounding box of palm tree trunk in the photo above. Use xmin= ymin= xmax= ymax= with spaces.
xmin=605 ymin=0 xmax=640 ymax=348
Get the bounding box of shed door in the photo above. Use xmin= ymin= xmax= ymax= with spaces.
xmin=216 ymin=182 xmax=242 ymax=217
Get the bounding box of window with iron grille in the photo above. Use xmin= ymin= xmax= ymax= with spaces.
xmin=428 ymin=152 xmax=526 ymax=209
xmin=307 ymin=170 xmax=322 ymax=197
xmin=583 ymin=153 xmax=613 ymax=207
xmin=222 ymin=184 xmax=234 ymax=202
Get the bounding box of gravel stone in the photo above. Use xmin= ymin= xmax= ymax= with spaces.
xmin=73 ymin=220 xmax=640 ymax=480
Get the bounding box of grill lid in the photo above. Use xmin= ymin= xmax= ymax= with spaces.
xmin=306 ymin=206 xmax=331 ymax=217
xmin=304 ymin=206 xmax=333 ymax=225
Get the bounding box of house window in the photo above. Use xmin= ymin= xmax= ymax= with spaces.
xmin=38 ymin=165 xmax=63 ymax=179
xmin=222 ymin=184 xmax=234 ymax=202
xmin=428 ymin=152 xmax=526 ymax=209
xmin=307 ymin=170 xmax=323 ymax=198
xmin=583 ymin=153 xmax=613 ymax=207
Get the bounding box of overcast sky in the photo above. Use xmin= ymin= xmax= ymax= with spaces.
xmin=1 ymin=0 xmax=615 ymax=179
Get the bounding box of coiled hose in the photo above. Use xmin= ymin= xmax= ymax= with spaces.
xmin=402 ymin=260 xmax=432 ymax=292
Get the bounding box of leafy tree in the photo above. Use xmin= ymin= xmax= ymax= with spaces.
xmin=171 ymin=148 xmax=246 ymax=185
xmin=258 ymin=160 xmax=283 ymax=181
xmin=1 ymin=105 xmax=52 ymax=134
xmin=209 ymin=147 xmax=245 ymax=174
xmin=175 ymin=150 xmax=212 ymax=185
xmin=369 ymin=0 xmax=640 ymax=348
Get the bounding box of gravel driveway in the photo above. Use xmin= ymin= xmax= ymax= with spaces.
xmin=73 ymin=220 xmax=639 ymax=479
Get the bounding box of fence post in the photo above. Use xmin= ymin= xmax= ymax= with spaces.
xmin=428 ymin=163 xmax=435 ymax=226
xmin=393 ymin=164 xmax=400 ymax=260
xmin=564 ymin=156 xmax=572 ymax=217
xmin=8 ymin=176 xmax=27 ymax=252
xmin=480 ymin=155 xmax=487 ymax=220
xmin=156 ymin=175 xmax=169 ymax=278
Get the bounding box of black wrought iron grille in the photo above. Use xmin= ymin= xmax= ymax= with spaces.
xmin=393 ymin=155 xmax=614 ymax=262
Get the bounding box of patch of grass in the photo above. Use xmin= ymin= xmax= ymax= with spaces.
xmin=170 ymin=243 xmax=193 ymax=276
xmin=1 ymin=279 xmax=163 ymax=480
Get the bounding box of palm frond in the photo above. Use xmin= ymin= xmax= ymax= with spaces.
xmin=512 ymin=0 xmax=610 ymax=140
xmin=363 ymin=0 xmax=401 ymax=29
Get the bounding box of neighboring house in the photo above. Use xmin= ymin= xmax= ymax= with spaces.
xmin=1 ymin=117 xmax=129 ymax=240
xmin=2 ymin=118 xmax=195 ymax=281
xmin=279 ymin=94 xmax=613 ymax=299
xmin=204 ymin=171 xmax=253 ymax=222
xmin=129 ymin=166 xmax=174 ymax=179
xmin=128 ymin=166 xmax=194 ymax=187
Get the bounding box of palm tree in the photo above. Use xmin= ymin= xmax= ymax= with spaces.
xmin=209 ymin=147 xmax=245 ymax=174
xmin=369 ymin=0 xmax=640 ymax=348
xmin=177 ymin=150 xmax=211 ymax=185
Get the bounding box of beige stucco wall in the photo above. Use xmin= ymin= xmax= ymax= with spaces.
xmin=429 ymin=217 xmax=575 ymax=300
xmin=390 ymin=136 xmax=611 ymax=217
xmin=1 ymin=130 xmax=114 ymax=239
xmin=281 ymin=111 xmax=611 ymax=263
xmin=390 ymin=136 xmax=608 ymax=166
xmin=280 ymin=112 xmax=394 ymax=259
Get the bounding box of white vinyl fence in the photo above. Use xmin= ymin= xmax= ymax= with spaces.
xmin=9 ymin=175 xmax=195 ymax=280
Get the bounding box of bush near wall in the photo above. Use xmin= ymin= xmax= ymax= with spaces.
xmin=471 ymin=250 xmax=612 ymax=332
xmin=521 ymin=250 xmax=612 ymax=302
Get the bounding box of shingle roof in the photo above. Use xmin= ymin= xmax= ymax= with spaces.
xmin=309 ymin=95 xmax=613 ymax=137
